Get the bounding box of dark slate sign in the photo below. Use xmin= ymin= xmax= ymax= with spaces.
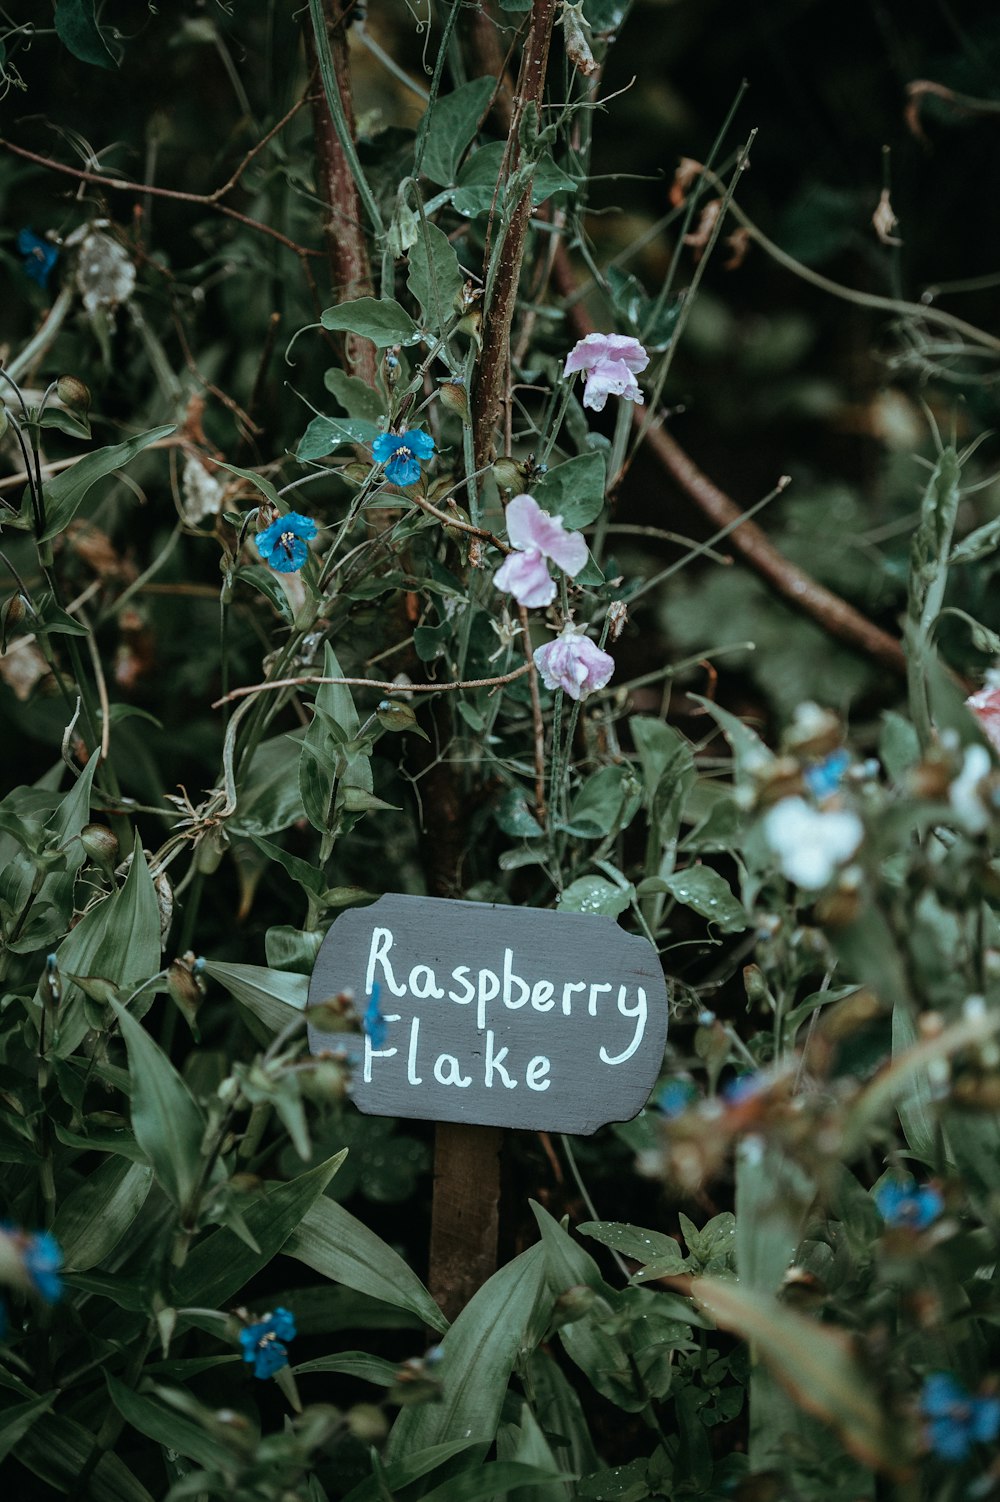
xmin=307 ymin=894 xmax=668 ymax=1135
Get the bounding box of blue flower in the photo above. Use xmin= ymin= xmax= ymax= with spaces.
xmin=240 ymin=1307 xmax=297 ymax=1380
xmin=255 ymin=512 xmax=317 ymax=573
xmin=18 ymin=229 xmax=59 ymax=289
xmin=722 ymin=1072 xmax=761 ymax=1106
xmin=804 ymin=748 xmax=851 ymax=801
xmin=875 ymin=1177 xmax=943 ymax=1231
xmin=921 ymin=1373 xmax=1000 ymax=1461
xmin=654 ymin=1079 xmax=697 ymax=1118
xmin=0 ymin=1225 xmax=62 ymax=1304
xmin=372 ymin=428 xmax=435 ymax=487
xmin=363 ymin=982 xmax=386 ymax=1049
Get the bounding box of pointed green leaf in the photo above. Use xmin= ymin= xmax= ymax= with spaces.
xmin=53 ymin=1157 xmax=154 ymax=1270
xmin=321 ymin=297 xmax=419 ymax=347
xmin=15 ymin=1410 xmax=154 ymax=1502
xmin=387 ymin=1242 xmax=549 ymax=1456
xmin=407 ymin=220 xmax=464 ymax=333
xmin=285 ymin=1194 xmax=447 ymax=1334
xmin=109 ymin=997 xmax=205 ymax=1210
xmin=175 ymin=1152 xmax=346 ymax=1308
xmin=41 ymin=426 xmax=174 ymax=540
xmin=0 ymin=1393 xmax=56 ymax=1464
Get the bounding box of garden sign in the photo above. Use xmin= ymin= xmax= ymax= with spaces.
xmin=307 ymin=893 xmax=669 ymax=1135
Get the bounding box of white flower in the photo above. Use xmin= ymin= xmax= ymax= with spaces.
xmin=181 ymin=456 xmax=224 ymax=525
xmin=763 ymin=796 xmax=863 ymax=890
xmin=949 ymin=744 xmax=993 ymax=834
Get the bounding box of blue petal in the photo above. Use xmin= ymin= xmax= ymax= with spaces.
xmin=385 ymin=454 xmax=421 ymax=486
xmin=971 ymin=1398 xmax=1000 ymax=1443
xmin=372 ymin=432 xmax=401 ymax=462
xmin=922 ymin=1373 xmax=967 ymax=1417
xmin=928 ymin=1417 xmax=971 ymax=1462
xmin=404 ymin=429 xmax=436 ymax=459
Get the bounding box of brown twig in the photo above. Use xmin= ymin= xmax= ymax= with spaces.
xmin=0 ymin=135 xmax=323 ymax=265
xmin=550 ymin=244 xmax=907 ymax=676
xmin=213 ymin=663 xmax=532 ymax=708
xmin=471 ymin=0 xmax=559 ymax=469
xmin=303 ymin=9 xmax=377 ymax=386
xmin=408 ymin=490 xmax=508 ymax=552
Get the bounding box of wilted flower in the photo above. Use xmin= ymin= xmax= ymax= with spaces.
xmin=181 ymin=456 xmax=224 ymax=525
xmin=875 ymin=1177 xmax=943 ymax=1230
xmin=373 ymin=428 xmax=435 ymax=487
xmin=493 ymin=493 xmax=588 ymax=608
xmin=533 ymin=624 xmax=615 ymax=700
xmin=762 ymin=796 xmax=863 ymax=890
xmin=73 ymin=228 xmax=136 ymax=316
xmin=563 ymin=333 xmax=649 ymax=413
xmin=872 ymin=188 xmax=902 ymax=247
xmin=949 ymin=743 xmax=993 ymax=834
xmin=239 ymin=1307 xmax=297 ymax=1380
xmin=966 ymin=673 xmax=1000 ymax=755
xmin=921 ymin=1373 xmax=1000 ymax=1461
xmin=255 ymin=512 xmax=318 ymax=573
xmin=18 ymin=229 xmax=58 ymax=288
xmin=0 ymin=1225 xmax=62 ymax=1304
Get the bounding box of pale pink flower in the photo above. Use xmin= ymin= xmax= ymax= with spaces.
xmin=966 ymin=675 xmax=1000 ymax=755
xmin=533 ymin=624 xmax=615 ymax=700
xmin=563 ymin=333 xmax=649 ymax=413
xmin=493 ymin=493 xmax=588 ymax=608
xmin=493 ymin=548 xmax=556 ymax=608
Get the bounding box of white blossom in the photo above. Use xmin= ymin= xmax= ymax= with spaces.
xmin=763 ymin=795 xmax=863 ymax=890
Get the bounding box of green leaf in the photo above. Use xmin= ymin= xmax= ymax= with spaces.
xmin=387 ymin=1242 xmax=549 ymax=1456
xmin=237 ymin=564 xmax=293 ymax=624
xmin=660 ymin=867 xmax=748 ymax=932
xmin=532 ymin=452 xmax=606 ymax=530
xmin=15 ymin=1410 xmax=154 ymax=1502
xmin=690 ymin=1276 xmax=896 ymax=1472
xmin=577 ymin=1221 xmax=686 ymax=1279
xmin=109 ymin=997 xmax=205 ymax=1211
xmin=231 ymin=730 xmax=307 ymax=837
xmin=567 ymin=766 xmax=640 ymax=838
xmin=557 ymin=876 xmax=631 ymax=918
xmin=175 ymin=1152 xmax=347 ymax=1307
xmin=297 ymin=414 xmax=381 ymax=462
xmin=0 ymin=1393 xmax=56 ymax=1464
xmin=495 ymin=787 xmax=544 ymax=839
xmin=321 ymin=297 xmax=419 ymax=348
xmin=324 ymin=367 xmax=386 ymax=421
xmin=342 ymin=1441 xmax=487 ymax=1502
xmin=531 ymin=154 xmax=579 ymax=200
xmin=298 ymin=643 xmax=373 ymax=833
xmin=106 ymin=1376 xmax=226 ymax=1472
xmin=41 ymin=426 xmax=174 ymax=540
xmin=285 ymin=1195 xmax=448 ymax=1334
xmin=245 ymin=834 xmax=325 ymax=898
xmin=421 ymin=76 xmax=496 ymax=186
xmin=293 ymin=1351 xmax=402 ymax=1385
xmin=420 ymin=1464 xmax=575 ymax=1502
xmin=407 ymin=220 xmax=464 ymax=333
xmin=52 ymin=836 xmax=162 ymax=1058
xmin=215 ymin=460 xmax=282 ymax=509
xmin=54 ymin=0 xmax=116 ymax=68
xmin=735 ymin=1141 xmax=814 ymax=1295
xmin=53 ymin=1157 xmax=154 ymax=1271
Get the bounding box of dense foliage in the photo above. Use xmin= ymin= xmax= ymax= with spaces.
xmin=3 ymin=2 xmax=1000 ymax=1499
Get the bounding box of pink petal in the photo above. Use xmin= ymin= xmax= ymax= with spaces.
xmin=505 ymin=494 xmax=587 ymax=576
xmin=493 ymin=548 xmax=556 ymax=608
xmin=603 ymin=334 xmax=650 ymax=373
xmin=967 ymin=684 xmax=1000 ymax=755
xmin=563 ymin=333 xmax=610 ymax=376
xmin=534 ymin=632 xmax=615 ymax=700
xmin=582 ymin=359 xmax=643 ymax=412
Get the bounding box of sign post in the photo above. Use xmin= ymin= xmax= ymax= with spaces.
xmin=308 ymin=894 xmax=669 ymax=1317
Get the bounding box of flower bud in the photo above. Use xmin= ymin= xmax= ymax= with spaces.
xmin=254 ymin=500 xmax=279 ymax=533
xmin=347 ymin=1404 xmax=389 ymax=1444
xmin=561 ymin=0 xmax=599 ymax=77
xmin=384 ymin=348 xmax=402 ymax=388
xmin=56 ymin=375 xmax=91 ymax=411
xmin=80 ymin=822 xmax=119 ymax=868
xmin=376 ymin=699 xmax=419 ymax=733
xmin=167 ymin=957 xmax=204 ymax=1034
xmin=1 ymin=593 xmax=27 ymax=651
xmin=553 ymin=1284 xmax=597 ymax=1325
xmin=437 ymin=377 xmax=469 ymax=420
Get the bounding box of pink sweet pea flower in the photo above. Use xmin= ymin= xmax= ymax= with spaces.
xmin=494 ymin=548 xmax=556 ymax=608
xmin=533 ymin=624 xmax=615 ymax=700
xmin=563 ymin=333 xmax=649 ymax=413
xmin=493 ymin=493 xmax=588 ymax=608
xmin=966 ymin=675 xmax=1000 ymax=755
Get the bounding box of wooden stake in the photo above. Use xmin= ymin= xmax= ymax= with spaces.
xmin=428 ymin=1122 xmax=501 ymax=1324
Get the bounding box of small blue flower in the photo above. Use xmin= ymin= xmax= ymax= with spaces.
xmin=654 ymin=1079 xmax=697 ymax=1118
xmin=372 ymin=428 xmax=436 ymax=487
xmin=0 ymin=1225 xmax=62 ymax=1305
xmin=875 ymin=1177 xmax=943 ymax=1231
xmin=255 ymin=512 xmax=317 ymax=573
xmin=18 ymin=229 xmax=59 ymax=289
xmin=804 ymin=748 xmax=851 ymax=801
xmin=722 ymin=1072 xmax=761 ymax=1106
xmin=363 ymin=982 xmax=386 ymax=1049
xmin=921 ymin=1373 xmax=1000 ymax=1462
xmin=240 ymin=1307 xmax=297 ymax=1380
